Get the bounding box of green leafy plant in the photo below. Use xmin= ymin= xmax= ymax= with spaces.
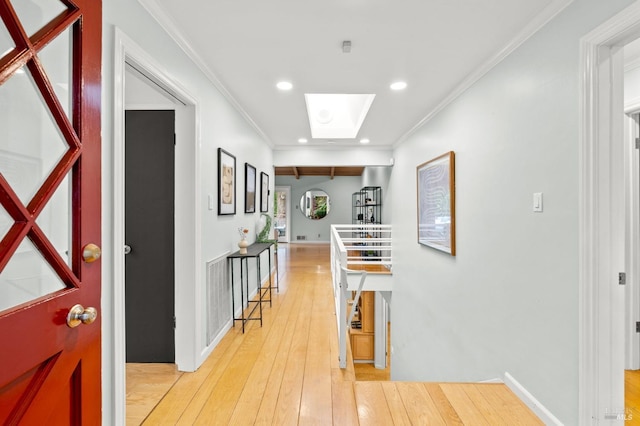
xmin=256 ymin=213 xmax=273 ymax=242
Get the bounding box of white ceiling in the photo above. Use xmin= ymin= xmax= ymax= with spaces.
xmin=142 ymin=0 xmax=570 ymax=150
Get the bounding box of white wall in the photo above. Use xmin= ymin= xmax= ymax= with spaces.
xmin=362 ymin=166 xmax=392 ymax=223
xmin=624 ymin=45 xmax=640 ymax=372
xmin=102 ymin=1 xmax=273 ymax=422
xmin=125 ymin=66 xmax=178 ymax=109
xmin=625 ymin=50 xmax=640 ymax=105
xmin=275 ymin=175 xmax=361 ymax=242
xmin=389 ymin=0 xmax=634 ymax=424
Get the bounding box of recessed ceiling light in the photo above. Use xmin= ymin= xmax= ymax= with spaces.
xmin=277 ymin=81 xmax=293 ymax=90
xmin=360 ymin=138 xmax=370 ymax=144
xmin=298 ymin=138 xmax=308 ymax=143
xmin=390 ymin=81 xmax=407 ymax=90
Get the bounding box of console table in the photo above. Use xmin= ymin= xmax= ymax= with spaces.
xmin=227 ymin=241 xmax=279 ymax=333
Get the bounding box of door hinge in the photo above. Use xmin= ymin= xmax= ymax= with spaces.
xmin=636 ymin=321 xmax=640 ymax=333
xmin=636 ymin=138 xmax=640 ymax=149
xmin=619 ymin=272 xmax=627 ymax=285
xmin=173 ymin=316 xmax=176 ymax=329
xmin=174 ymin=134 xmax=176 ymax=146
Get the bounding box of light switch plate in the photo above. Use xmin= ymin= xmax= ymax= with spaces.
xmin=533 ymin=192 xmax=543 ymax=212
xmin=208 ymin=194 xmax=214 ymax=210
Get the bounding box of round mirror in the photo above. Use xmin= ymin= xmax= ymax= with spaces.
xmin=299 ymin=189 xmax=330 ymax=220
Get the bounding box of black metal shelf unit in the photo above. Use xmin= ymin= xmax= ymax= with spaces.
xmin=351 ymin=186 xmax=382 ymax=259
xmin=352 ymin=186 xmax=382 ymax=225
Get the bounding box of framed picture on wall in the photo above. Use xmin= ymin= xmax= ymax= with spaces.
xmin=217 ymin=148 xmax=236 ymax=215
xmin=417 ymin=151 xmax=456 ymax=255
xmin=260 ymin=172 xmax=269 ymax=212
xmin=245 ymin=163 xmax=256 ymax=213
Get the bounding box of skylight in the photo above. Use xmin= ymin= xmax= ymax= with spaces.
xmin=304 ymin=93 xmax=375 ymax=139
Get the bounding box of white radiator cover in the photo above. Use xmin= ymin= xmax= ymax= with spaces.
xmin=205 ymin=255 xmax=231 ymax=346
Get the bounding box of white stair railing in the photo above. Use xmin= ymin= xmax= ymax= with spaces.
xmin=331 ymin=224 xmax=392 ymax=368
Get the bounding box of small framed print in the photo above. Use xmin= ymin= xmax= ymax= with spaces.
xmin=245 ymin=163 xmax=256 ymax=213
xmin=260 ymin=172 xmax=269 ymax=212
xmin=417 ymin=151 xmax=455 ymax=255
xmin=218 ymin=148 xmax=236 ymax=215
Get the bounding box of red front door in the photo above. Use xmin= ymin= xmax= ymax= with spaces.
xmin=0 ymin=0 xmax=102 ymax=423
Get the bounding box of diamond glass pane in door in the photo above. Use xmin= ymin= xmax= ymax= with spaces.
xmin=9 ymin=0 xmax=67 ymax=38
xmin=0 ymin=205 xmax=12 ymax=243
xmin=0 ymin=238 xmax=66 ymax=313
xmin=38 ymin=25 xmax=71 ymax=118
xmin=37 ymin=172 xmax=70 ymax=266
xmin=0 ymin=21 xmax=13 ymax=60
xmin=0 ymin=65 xmax=68 ymax=205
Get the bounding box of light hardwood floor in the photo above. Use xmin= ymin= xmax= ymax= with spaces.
xmin=627 ymin=370 xmax=640 ymax=424
xmin=127 ymin=243 xmax=542 ymax=425
xmin=126 ymin=363 xmax=183 ymax=425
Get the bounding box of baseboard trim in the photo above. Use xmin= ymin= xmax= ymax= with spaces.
xmin=198 ymin=321 xmax=231 ymax=369
xmin=290 ymin=240 xmax=330 ymax=244
xmin=478 ymin=377 xmax=503 ymax=384
xmin=504 ymin=372 xmax=563 ymax=425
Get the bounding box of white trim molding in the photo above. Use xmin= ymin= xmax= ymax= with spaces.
xmin=624 ymin=96 xmax=640 ymax=114
xmin=623 ymin=111 xmax=640 ymax=371
xmin=579 ymin=2 xmax=640 ymax=424
xmin=274 ymin=186 xmax=291 ymax=244
xmin=504 ymin=373 xmax=563 ymax=425
xmin=112 ymin=27 xmax=203 ymax=425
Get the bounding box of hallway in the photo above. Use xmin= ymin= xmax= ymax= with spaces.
xmin=130 ymin=243 xmax=542 ymax=424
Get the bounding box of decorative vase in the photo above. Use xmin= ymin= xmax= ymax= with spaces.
xmin=238 ymin=238 xmax=249 ymax=254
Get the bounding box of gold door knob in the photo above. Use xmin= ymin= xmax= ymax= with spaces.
xmin=82 ymin=243 xmax=101 ymax=263
xmin=66 ymin=304 xmax=98 ymax=328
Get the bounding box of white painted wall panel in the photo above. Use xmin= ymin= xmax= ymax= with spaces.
xmin=362 ymin=166 xmax=392 ymax=223
xmin=625 ymin=62 xmax=640 ymax=106
xmin=389 ymin=0 xmax=634 ymax=424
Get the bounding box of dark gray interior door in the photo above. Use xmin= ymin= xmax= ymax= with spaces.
xmin=125 ymin=110 xmax=176 ymax=362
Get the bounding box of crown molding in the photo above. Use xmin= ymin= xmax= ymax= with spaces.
xmin=393 ymin=0 xmax=575 ymax=149
xmin=136 ymin=0 xmax=273 ymax=147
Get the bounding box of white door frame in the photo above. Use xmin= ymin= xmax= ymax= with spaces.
xmin=579 ymin=3 xmax=640 ymax=422
xmin=624 ymin=108 xmax=640 ymax=371
xmin=112 ymin=28 xmax=202 ymax=423
xmin=275 ymin=186 xmax=291 ymax=243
